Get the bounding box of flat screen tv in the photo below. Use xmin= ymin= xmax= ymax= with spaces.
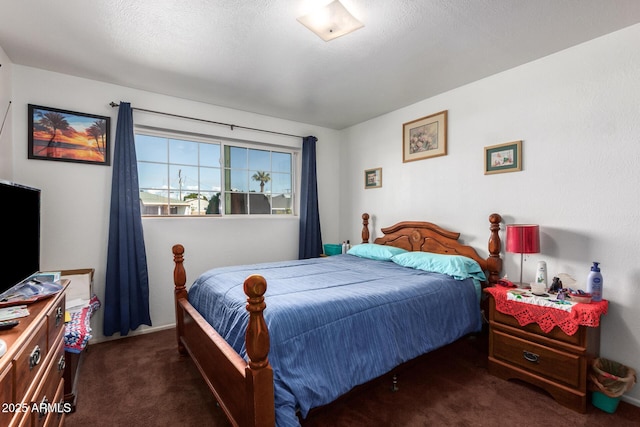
xmin=0 ymin=180 xmax=41 ymax=296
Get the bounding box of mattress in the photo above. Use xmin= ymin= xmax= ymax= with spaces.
xmin=188 ymin=254 xmax=483 ymax=426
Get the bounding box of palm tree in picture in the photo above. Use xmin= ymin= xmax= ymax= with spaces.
xmin=252 ymin=171 xmax=271 ymax=192
xmin=87 ymin=119 xmax=108 ymax=155
xmin=36 ymin=111 xmax=69 ymax=157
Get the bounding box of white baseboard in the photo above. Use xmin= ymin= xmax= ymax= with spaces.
xmin=85 ymin=323 xmax=176 ymax=345
xmin=621 ymin=394 xmax=640 ymax=407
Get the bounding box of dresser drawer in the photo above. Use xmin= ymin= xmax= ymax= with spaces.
xmin=14 ymin=318 xmax=48 ymax=402
xmin=491 ymin=328 xmax=583 ymax=388
xmin=46 ymin=295 xmax=66 ymax=349
xmin=32 ymin=337 xmax=66 ymax=427
xmin=43 ymin=380 xmax=65 ymax=427
xmin=0 ymin=362 xmax=14 ymax=427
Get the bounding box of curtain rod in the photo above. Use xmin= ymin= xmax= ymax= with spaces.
xmin=109 ymin=102 xmax=304 ymax=139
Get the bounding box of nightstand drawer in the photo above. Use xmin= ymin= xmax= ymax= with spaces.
xmin=491 ymin=328 xmax=582 ymax=388
xmin=492 ymin=309 xmax=583 ymax=347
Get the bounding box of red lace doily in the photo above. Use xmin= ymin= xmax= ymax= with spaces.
xmin=485 ymin=286 xmax=608 ymax=336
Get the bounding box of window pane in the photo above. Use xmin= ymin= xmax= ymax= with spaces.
xmin=168 ymin=191 xmax=192 ymax=215
xmin=226 ymin=169 xmax=248 ymax=192
xmin=271 ymin=194 xmax=292 ymax=214
xmin=136 ymin=135 xmax=167 ymax=162
xmin=138 ymin=162 xmax=168 ymax=189
xmin=271 ymin=172 xmax=291 ymax=194
xmin=249 ymin=170 xmax=271 ymax=193
xmin=249 ymin=149 xmax=270 ymax=171
xmin=201 ymin=191 xmax=221 ymax=215
xmin=169 ymin=165 xmax=198 ymax=194
xmin=170 ymin=138 xmax=199 ymax=165
xmin=272 ymin=152 xmax=291 ymax=173
xmin=249 ymin=193 xmax=271 ymax=214
xmin=200 ymin=142 xmax=220 ymax=167
xmin=225 ymin=193 xmax=247 ymax=214
xmin=226 ymin=146 xmax=247 ymax=169
xmin=140 ymin=189 xmax=169 ymax=215
xmin=200 ymin=166 xmax=221 ymax=192
xmin=184 ymin=194 xmax=209 ymax=216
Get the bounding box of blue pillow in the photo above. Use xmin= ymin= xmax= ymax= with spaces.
xmin=347 ymin=243 xmax=408 ymax=261
xmin=391 ymin=251 xmax=487 ymax=281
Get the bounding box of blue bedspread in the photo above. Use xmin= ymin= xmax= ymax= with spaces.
xmin=188 ymin=254 xmax=482 ymax=426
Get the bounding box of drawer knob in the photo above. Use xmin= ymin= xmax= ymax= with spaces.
xmin=58 ymin=354 xmax=66 ymax=372
xmin=523 ymin=350 xmax=539 ymax=363
xmin=55 ymin=306 xmax=64 ymax=326
xmin=29 ymin=345 xmax=42 ymax=370
xmin=38 ymin=397 xmax=48 ymax=419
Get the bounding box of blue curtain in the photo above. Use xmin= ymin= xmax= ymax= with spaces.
xmin=103 ymin=102 xmax=152 ymax=336
xmin=298 ymin=136 xmax=322 ymax=259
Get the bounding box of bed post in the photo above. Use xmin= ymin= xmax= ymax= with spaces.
xmin=172 ymin=244 xmax=187 ymax=355
xmin=487 ymin=214 xmax=503 ymax=285
xmin=244 ymin=275 xmax=275 ymax=427
xmin=362 ymin=213 xmax=370 ymax=243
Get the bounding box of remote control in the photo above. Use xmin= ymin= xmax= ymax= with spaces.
xmin=0 ymin=320 xmax=19 ymax=331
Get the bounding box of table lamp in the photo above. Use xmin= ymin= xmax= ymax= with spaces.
xmin=505 ymin=224 xmax=540 ymax=287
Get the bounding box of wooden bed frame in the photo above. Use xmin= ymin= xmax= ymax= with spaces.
xmin=171 ymin=212 xmax=503 ymax=427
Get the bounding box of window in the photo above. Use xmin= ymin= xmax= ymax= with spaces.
xmin=135 ymin=131 xmax=295 ymax=216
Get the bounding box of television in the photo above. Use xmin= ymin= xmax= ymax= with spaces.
xmin=0 ymin=180 xmax=41 ymax=296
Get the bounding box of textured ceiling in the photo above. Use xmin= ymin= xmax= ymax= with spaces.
xmin=1 ymin=0 xmax=640 ymax=129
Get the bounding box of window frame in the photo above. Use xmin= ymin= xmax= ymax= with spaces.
xmin=134 ymin=127 xmax=299 ymax=218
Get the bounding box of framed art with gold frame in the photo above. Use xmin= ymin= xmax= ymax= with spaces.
xmin=484 ymin=140 xmax=522 ymax=175
xmin=402 ymin=110 xmax=447 ymax=162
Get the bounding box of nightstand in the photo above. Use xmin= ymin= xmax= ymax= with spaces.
xmin=484 ymin=287 xmax=607 ymax=413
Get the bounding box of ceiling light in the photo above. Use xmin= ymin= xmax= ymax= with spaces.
xmin=297 ymin=0 xmax=364 ymax=42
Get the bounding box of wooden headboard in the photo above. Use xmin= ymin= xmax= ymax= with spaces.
xmin=360 ymin=213 xmax=503 ymax=285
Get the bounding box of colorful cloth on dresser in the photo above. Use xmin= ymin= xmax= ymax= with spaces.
xmin=486 ymin=286 xmax=608 ymax=336
xmin=64 ymin=295 xmax=101 ymax=353
xmin=506 ymin=289 xmax=575 ymax=312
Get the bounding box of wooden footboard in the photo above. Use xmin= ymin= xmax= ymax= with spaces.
xmin=171 ymin=213 xmax=503 ymax=427
xmin=172 ymin=244 xmax=275 ymax=427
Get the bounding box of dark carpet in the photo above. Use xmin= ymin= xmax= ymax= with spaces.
xmin=66 ymin=328 xmax=640 ymax=426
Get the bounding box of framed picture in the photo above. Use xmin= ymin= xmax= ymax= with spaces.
xmin=484 ymin=140 xmax=522 ymax=174
xmin=364 ymin=167 xmax=382 ymax=189
xmin=28 ymin=104 xmax=110 ymax=165
xmin=402 ymin=110 xmax=447 ymax=162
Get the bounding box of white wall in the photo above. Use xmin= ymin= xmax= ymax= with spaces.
xmin=0 ymin=45 xmax=12 ymax=179
xmin=9 ymin=66 xmax=342 ymax=343
xmin=341 ymin=24 xmax=640 ymax=405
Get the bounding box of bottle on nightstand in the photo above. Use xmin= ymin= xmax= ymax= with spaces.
xmin=587 ymin=262 xmax=603 ymax=302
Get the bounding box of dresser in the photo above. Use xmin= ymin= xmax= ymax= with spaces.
xmin=0 ymin=282 xmax=68 ymax=427
xmin=486 ymin=289 xmax=602 ymax=413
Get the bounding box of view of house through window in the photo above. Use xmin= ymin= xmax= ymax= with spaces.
xmin=135 ymin=131 xmax=294 ymax=216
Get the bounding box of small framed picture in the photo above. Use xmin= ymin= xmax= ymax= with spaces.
xmin=484 ymin=140 xmax=522 ymax=175
xmin=28 ymin=104 xmax=111 ymax=165
xmin=364 ymin=167 xmax=382 ymax=189
xmin=402 ymin=110 xmax=447 ymax=162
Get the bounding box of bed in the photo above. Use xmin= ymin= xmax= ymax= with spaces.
xmin=171 ymin=213 xmax=503 ymax=427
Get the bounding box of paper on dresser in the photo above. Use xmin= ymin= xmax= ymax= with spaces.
xmin=66 ymin=297 xmax=90 ymax=313
xmin=62 ymin=273 xmax=92 ymax=301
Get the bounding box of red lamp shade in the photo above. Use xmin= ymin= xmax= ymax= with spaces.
xmin=506 ymin=224 xmax=540 ymax=254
